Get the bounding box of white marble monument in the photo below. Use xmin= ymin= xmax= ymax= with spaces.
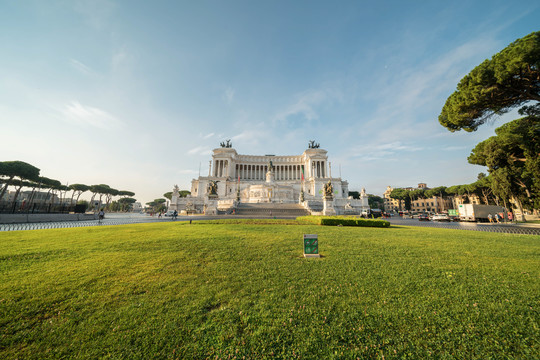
xmin=170 ymin=141 xmax=369 ymax=215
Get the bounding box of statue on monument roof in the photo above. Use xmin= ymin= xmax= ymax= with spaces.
xmin=308 ymin=140 xmax=320 ymax=149
xmin=220 ymin=139 xmax=233 ymax=148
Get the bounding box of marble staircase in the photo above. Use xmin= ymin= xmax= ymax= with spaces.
xmin=234 ymin=203 xmax=310 ymax=217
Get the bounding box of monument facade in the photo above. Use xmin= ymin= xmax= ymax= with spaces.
xmin=170 ymin=141 xmax=369 ymax=215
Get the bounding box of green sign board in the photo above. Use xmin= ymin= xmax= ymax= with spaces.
xmin=448 ymin=209 xmax=458 ymax=216
xmin=303 ymin=234 xmax=320 ymax=258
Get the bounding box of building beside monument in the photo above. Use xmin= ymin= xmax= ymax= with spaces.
xmin=383 ymin=184 xmax=455 ymax=213
xmin=170 ymin=141 xmax=369 ymax=215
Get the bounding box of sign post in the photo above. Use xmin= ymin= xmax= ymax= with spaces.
xmin=303 ymin=234 xmax=320 ymax=258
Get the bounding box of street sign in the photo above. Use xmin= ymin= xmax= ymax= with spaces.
xmin=303 ymin=234 xmax=320 ymax=258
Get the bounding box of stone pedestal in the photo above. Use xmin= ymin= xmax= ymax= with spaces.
xmin=323 ymin=197 xmax=336 ymax=216
xmin=205 ymin=196 xmax=218 ymax=215
xmin=266 ymin=170 xmax=275 ymax=183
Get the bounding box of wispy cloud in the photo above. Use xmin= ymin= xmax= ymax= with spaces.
xmin=69 ymin=59 xmax=93 ymax=75
xmin=223 ymin=87 xmax=235 ymax=105
xmin=273 ymin=88 xmax=342 ymax=124
xmin=231 ymin=129 xmax=266 ymax=146
xmin=73 ymin=0 xmax=116 ymax=29
xmin=177 ymin=169 xmax=199 ymax=175
xmin=442 ymin=145 xmax=468 ymax=151
xmin=202 ymin=132 xmax=215 ymax=139
xmin=188 ymin=146 xmax=212 ymax=155
xmin=357 ymin=33 xmax=501 ymax=147
xmin=351 ymin=141 xmax=423 ymax=161
xmin=62 ymin=101 xmax=123 ymax=129
xmin=376 ymin=142 xmax=423 ymax=152
xmin=112 ymin=46 xmax=129 ymax=71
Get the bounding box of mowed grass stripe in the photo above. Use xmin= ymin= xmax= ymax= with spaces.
xmin=0 ymin=222 xmax=538 ymax=359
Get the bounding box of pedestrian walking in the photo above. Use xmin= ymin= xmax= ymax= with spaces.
xmin=488 ymin=213 xmax=493 ymax=223
xmin=173 ymin=210 xmax=178 ymax=220
xmin=508 ymin=211 xmax=514 ymax=222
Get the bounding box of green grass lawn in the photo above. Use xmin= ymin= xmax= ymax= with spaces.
xmin=1 ymin=221 xmax=538 ymax=359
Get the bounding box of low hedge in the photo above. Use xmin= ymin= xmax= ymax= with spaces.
xmin=297 ymin=216 xmax=390 ymax=228
xmin=184 ymin=217 xmax=390 ymax=228
xmin=185 ymin=219 xmax=300 ymax=225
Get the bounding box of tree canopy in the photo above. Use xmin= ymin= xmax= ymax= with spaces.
xmin=367 ymin=194 xmax=384 ymax=209
xmin=348 ymin=191 xmax=360 ymax=199
xmin=0 ymin=161 xmax=41 ymax=201
xmin=439 ymin=31 xmax=540 ymax=132
xmin=468 ymin=115 xmax=540 ymax=211
xmin=164 ymin=190 xmax=190 ymax=200
xmin=146 ymin=198 xmax=167 ymax=213
xmin=118 ymin=190 xmax=135 ymax=197
xmin=0 ymin=160 xmax=136 ymax=213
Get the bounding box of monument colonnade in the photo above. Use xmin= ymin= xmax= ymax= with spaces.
xmin=212 ymin=158 xmax=328 ymax=180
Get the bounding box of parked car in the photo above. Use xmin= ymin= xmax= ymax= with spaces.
xmin=418 ymin=214 xmax=430 ymax=221
xmin=431 ymin=214 xmax=450 ymax=222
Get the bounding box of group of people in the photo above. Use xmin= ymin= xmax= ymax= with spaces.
xmin=156 ymin=210 xmax=178 ymax=220
xmin=488 ymin=212 xmax=514 ymax=223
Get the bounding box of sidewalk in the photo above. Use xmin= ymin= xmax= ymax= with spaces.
xmin=511 ymin=221 xmax=540 ymax=228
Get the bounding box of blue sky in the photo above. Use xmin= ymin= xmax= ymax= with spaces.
xmin=1 ymin=0 xmax=539 ymax=205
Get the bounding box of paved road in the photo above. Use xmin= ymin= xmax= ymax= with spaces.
xmin=387 ymin=217 xmax=540 ymax=235
xmin=1 ymin=214 xmax=539 ymax=235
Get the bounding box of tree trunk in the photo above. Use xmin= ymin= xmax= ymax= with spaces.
xmin=27 ymin=185 xmax=38 ymax=213
xmin=512 ymin=195 xmax=527 ymax=222
xmin=502 ymin=198 xmax=509 ymax=221
xmin=0 ymin=175 xmax=15 ymax=202
xmin=105 ymin=194 xmax=113 ymax=209
xmin=515 ymin=178 xmax=533 ymax=202
xmin=481 ymin=189 xmax=489 ymax=205
xmin=10 ymin=183 xmax=23 ymax=213
xmin=97 ymin=194 xmax=103 ymax=211
xmin=44 ymin=189 xmax=52 ymax=207
xmin=439 ymin=193 xmax=445 ymax=212
xmin=59 ymin=189 xmax=65 ymax=205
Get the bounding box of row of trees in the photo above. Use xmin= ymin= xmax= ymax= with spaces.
xmin=390 ymin=186 xmax=452 ymax=212
xmin=0 ymin=161 xmax=136 ymax=213
xmin=348 ymin=191 xmax=385 ymax=209
xmin=388 ymin=173 xmax=527 ymax=211
xmin=145 ymin=191 xmax=192 ymax=214
xmin=436 ymin=30 xmax=539 ymax=218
